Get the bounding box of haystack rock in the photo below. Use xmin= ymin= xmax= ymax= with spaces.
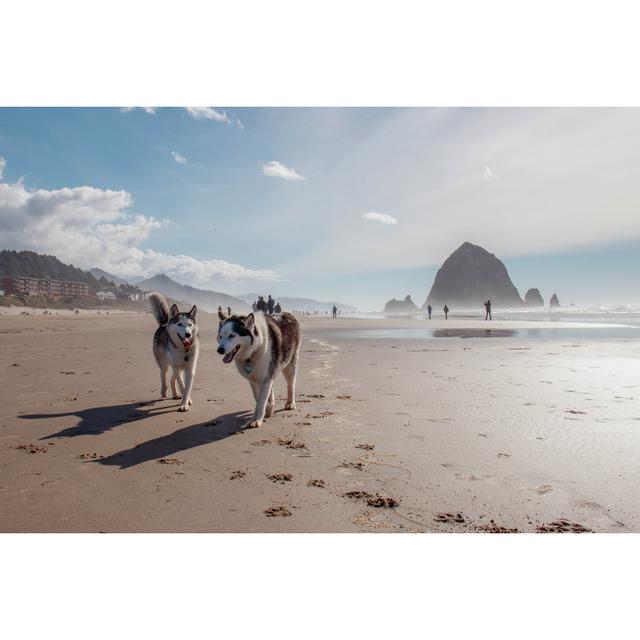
xmin=384 ymin=294 xmax=418 ymax=313
xmin=524 ymin=288 xmax=544 ymax=307
xmin=424 ymin=242 xmax=523 ymax=308
xmin=549 ymin=293 xmax=560 ymax=308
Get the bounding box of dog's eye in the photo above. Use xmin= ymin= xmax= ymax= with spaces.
xmin=177 ymin=322 xmax=183 ymax=327
xmin=229 ymin=333 xmax=235 ymax=338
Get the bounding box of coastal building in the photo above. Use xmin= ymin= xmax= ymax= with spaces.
xmin=0 ymin=276 xmax=92 ymax=298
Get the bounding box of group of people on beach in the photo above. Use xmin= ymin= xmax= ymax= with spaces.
xmin=250 ymin=295 xmax=281 ymax=315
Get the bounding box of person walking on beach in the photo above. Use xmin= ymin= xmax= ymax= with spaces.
xmin=256 ymin=296 xmax=267 ymax=312
xmin=427 ymin=304 xmax=432 ymax=320
xmin=267 ymin=295 xmax=275 ymax=315
xmin=443 ymin=304 xmax=449 ymax=320
xmin=484 ymin=299 xmax=492 ymax=320
xmin=274 ymin=302 xmax=282 ymax=313
xmin=332 ymin=304 xmax=337 ymax=319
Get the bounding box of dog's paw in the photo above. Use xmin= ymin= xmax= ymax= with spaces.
xmin=245 ymin=420 xmax=262 ymax=429
xmin=285 ymin=402 xmax=296 ymax=410
xmin=188 ymin=397 xmax=193 ymax=406
xmin=172 ymin=394 xmax=182 ymax=400
xmin=265 ymin=406 xmax=274 ymax=418
xmin=178 ymin=404 xmax=190 ymax=412
xmin=161 ymin=392 xmax=168 ymax=399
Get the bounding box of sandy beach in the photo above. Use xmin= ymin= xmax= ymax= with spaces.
xmin=1 ymin=310 xmax=639 ymax=532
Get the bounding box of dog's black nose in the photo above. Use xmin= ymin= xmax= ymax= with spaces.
xmin=217 ymin=346 xmax=225 ymax=354
xmin=185 ymin=332 xmax=191 ymax=339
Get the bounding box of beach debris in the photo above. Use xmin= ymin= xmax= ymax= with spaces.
xmin=474 ymin=520 xmax=520 ymax=533
xmin=497 ymin=452 xmax=511 ymax=458
xmin=157 ymin=457 xmax=184 ymax=465
xmin=14 ymin=444 xmax=47 ymax=454
xmin=434 ymin=512 xmax=466 ymax=524
xmin=264 ymin=506 xmax=292 ymax=517
xmin=535 ymin=484 xmax=553 ymax=494
xmin=267 ymin=472 xmax=292 ymax=484
xmin=277 ymin=437 xmax=307 ymax=450
xmin=308 ymin=479 xmax=325 ymax=488
xmin=251 ymin=439 xmax=271 ymax=446
xmin=339 ymin=461 xmax=364 ymax=471
xmin=355 ymin=443 xmax=375 ymax=450
xmin=343 ymin=490 xmax=374 ymax=500
xmin=337 ymin=395 xmax=352 ymax=399
xmin=78 ymin=452 xmax=104 ymax=460
xmin=60 ymin=370 xmax=76 ymax=375
xmin=536 ymin=519 xmax=592 ymax=533
xmin=366 ymin=494 xmax=399 ymax=508
xmin=230 ymin=470 xmax=246 ymax=480
xmin=565 ymin=409 xmax=587 ymax=415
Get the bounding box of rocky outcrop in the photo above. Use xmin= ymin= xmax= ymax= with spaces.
xmin=384 ymin=294 xmax=418 ymax=314
xmin=524 ymin=288 xmax=544 ymax=307
xmin=549 ymin=293 xmax=560 ymax=308
xmin=424 ymin=242 xmax=523 ymax=308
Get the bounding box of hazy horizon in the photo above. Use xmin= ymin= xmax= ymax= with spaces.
xmin=2 ymin=107 xmax=640 ymax=309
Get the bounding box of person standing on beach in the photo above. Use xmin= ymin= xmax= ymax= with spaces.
xmin=256 ymin=296 xmax=267 ymax=312
xmin=484 ymin=299 xmax=492 ymax=320
xmin=332 ymin=304 xmax=337 ymax=319
xmin=427 ymin=304 xmax=432 ymax=320
xmin=267 ymin=295 xmax=275 ymax=315
xmin=274 ymin=301 xmax=282 ymax=313
xmin=443 ymin=304 xmax=449 ymax=319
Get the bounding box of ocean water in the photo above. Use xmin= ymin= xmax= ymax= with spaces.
xmin=334 ymin=305 xmax=640 ymax=341
xmin=345 ymin=305 xmax=640 ymax=327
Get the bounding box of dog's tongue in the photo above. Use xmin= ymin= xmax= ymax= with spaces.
xmin=223 ymin=351 xmax=234 ymax=364
xmin=182 ymin=338 xmax=191 ymax=349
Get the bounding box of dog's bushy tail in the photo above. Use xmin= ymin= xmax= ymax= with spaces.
xmin=148 ymin=292 xmax=169 ymax=325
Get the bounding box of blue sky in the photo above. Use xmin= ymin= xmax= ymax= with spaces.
xmin=1 ymin=107 xmax=640 ymax=309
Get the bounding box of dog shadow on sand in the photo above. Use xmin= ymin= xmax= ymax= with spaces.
xmin=96 ymin=410 xmax=251 ymax=469
xmin=20 ymin=400 xmax=179 ymax=440
xmin=21 ymin=401 xmax=253 ymax=469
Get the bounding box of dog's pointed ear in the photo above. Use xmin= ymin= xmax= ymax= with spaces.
xmin=244 ymin=313 xmax=256 ymax=332
xmin=169 ymin=304 xmax=179 ymax=319
xmin=218 ymin=309 xmax=228 ymax=322
xmin=188 ymin=305 xmax=197 ymax=319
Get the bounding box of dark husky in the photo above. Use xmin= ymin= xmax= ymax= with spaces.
xmin=149 ymin=292 xmax=199 ymax=411
xmin=216 ymin=310 xmax=301 ymax=428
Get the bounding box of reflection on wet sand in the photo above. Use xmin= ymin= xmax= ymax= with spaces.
xmin=432 ymin=328 xmax=516 ymax=339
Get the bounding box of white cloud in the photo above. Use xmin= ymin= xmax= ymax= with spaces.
xmin=120 ymin=107 xmax=156 ymax=114
xmin=361 ymin=211 xmax=398 ymax=225
xmin=0 ymin=156 xmax=6 ymax=179
xmin=261 ymin=160 xmax=305 ymax=181
xmin=0 ymin=177 xmax=279 ymax=285
xmin=185 ymin=107 xmax=232 ymax=124
xmin=171 ymin=151 xmax=190 ymax=166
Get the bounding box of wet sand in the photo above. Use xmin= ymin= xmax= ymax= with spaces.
xmin=1 ymin=311 xmax=639 ymax=532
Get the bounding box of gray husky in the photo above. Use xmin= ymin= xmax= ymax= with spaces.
xmin=216 ymin=310 xmax=301 ymax=428
xmin=149 ymin=292 xmax=199 ymax=412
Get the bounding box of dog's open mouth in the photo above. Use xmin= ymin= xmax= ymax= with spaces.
xmin=223 ymin=344 xmax=240 ymax=364
xmin=182 ymin=338 xmax=191 ymax=349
